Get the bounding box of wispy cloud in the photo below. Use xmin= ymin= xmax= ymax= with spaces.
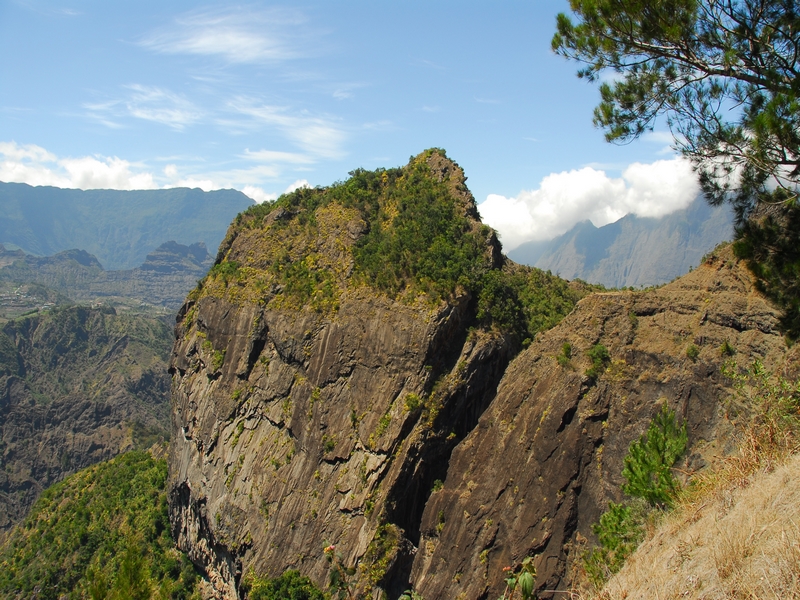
xmin=228 ymin=98 xmax=346 ymax=159
xmin=140 ymin=6 xmax=307 ymax=64
xmin=240 ymin=149 xmax=315 ymax=165
xmin=84 ymin=85 xmax=204 ymax=130
xmin=416 ymin=58 xmax=445 ymax=70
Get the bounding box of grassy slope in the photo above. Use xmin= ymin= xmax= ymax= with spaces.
xmin=600 ymin=453 xmax=800 ymax=599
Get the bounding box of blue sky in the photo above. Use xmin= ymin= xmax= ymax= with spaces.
xmin=0 ymin=0 xmax=700 ymax=250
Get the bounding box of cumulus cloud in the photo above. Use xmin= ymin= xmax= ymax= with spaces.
xmin=478 ymin=158 xmax=700 ymax=251
xmin=0 ymin=141 xmax=157 ymax=190
xmin=285 ymin=179 xmax=311 ymax=193
xmin=242 ymin=185 xmax=277 ymax=204
xmin=140 ymin=7 xmax=306 ymax=64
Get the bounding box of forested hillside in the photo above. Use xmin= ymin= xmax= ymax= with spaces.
xmin=0 ymin=305 xmax=173 ymax=535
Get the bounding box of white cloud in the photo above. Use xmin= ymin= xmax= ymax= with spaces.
xmin=124 ymin=85 xmax=204 ymax=129
xmin=229 ymin=99 xmax=346 ymax=159
xmin=478 ymin=158 xmax=700 ymax=252
xmin=0 ymin=141 xmax=157 ymax=190
xmin=0 ymin=142 xmax=292 ymax=205
xmin=140 ymin=7 xmax=306 ymax=64
xmin=285 ymin=179 xmax=311 ymax=193
xmin=84 ymin=85 xmax=204 ymax=131
xmin=242 ymin=185 xmax=277 ymax=203
xmin=241 ymin=149 xmax=314 ymax=164
xmin=60 ymin=156 xmax=156 ymax=190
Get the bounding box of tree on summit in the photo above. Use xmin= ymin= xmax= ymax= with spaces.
xmin=553 ymin=0 xmax=800 ymax=338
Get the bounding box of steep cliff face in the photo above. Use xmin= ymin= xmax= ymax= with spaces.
xmin=168 ymin=151 xmax=791 ymax=599
xmin=167 ymin=151 xmax=591 ymax=598
xmin=410 ymin=246 xmax=791 ymax=598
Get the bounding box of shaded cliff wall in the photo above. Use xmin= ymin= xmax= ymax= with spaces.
xmin=410 ymin=247 xmax=792 ymax=598
xmin=167 ymin=151 xmax=533 ymax=598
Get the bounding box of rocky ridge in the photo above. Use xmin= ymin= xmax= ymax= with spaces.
xmin=167 ymin=152 xmax=792 ymax=599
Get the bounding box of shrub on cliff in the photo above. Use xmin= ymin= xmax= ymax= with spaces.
xmin=219 ymin=150 xmax=594 ymax=344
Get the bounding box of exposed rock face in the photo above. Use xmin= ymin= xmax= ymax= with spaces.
xmin=410 ymin=248 xmax=791 ymax=598
xmin=170 ymin=291 xmax=513 ymax=598
xmin=167 ymin=151 xmax=791 ymax=599
xmin=0 ymin=305 xmax=172 ymax=536
xmin=168 ymin=152 xmax=522 ymax=598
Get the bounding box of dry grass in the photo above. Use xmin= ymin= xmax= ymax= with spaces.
xmin=573 ymin=362 xmax=800 ymax=600
xmin=597 ymin=453 xmax=800 ymax=599
xmin=573 ymin=365 xmax=800 ymax=600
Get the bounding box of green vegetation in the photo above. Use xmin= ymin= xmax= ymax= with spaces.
xmin=685 ymin=344 xmax=700 ymax=362
xmin=243 ymin=570 xmax=326 ymax=600
xmin=556 ymin=342 xmax=572 ymax=368
xmin=212 ymin=150 xmax=594 ymax=344
xmin=0 ymin=451 xmax=199 ymax=600
xmin=585 ymin=344 xmax=610 ymax=379
xmin=621 ymin=405 xmax=688 ymax=509
xmin=720 ymin=339 xmax=736 ymax=357
xmin=583 ymin=501 xmax=647 ymax=589
xmin=553 ymin=1 xmax=800 ymax=339
xmin=209 ymin=260 xmax=241 ymax=284
xmin=497 ymin=556 xmax=537 ymax=600
xmin=584 ymin=404 xmax=687 ymax=587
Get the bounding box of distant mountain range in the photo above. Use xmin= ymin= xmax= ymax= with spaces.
xmin=508 ymin=196 xmax=734 ymax=288
xmin=0 ymin=182 xmax=253 ymax=270
xmin=0 ymin=241 xmax=213 ymax=312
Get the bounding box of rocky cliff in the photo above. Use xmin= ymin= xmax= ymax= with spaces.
xmin=167 ymin=151 xmax=792 ymax=599
xmin=410 ymin=246 xmax=792 ymax=597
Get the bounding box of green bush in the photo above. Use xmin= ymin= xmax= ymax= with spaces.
xmin=244 ymin=570 xmax=326 ymax=600
xmin=586 ymin=344 xmax=610 ymax=379
xmin=556 ymin=342 xmax=572 ymax=367
xmin=686 ymin=344 xmax=700 ymax=361
xmin=583 ymin=501 xmax=646 ymax=588
xmin=720 ymin=339 xmax=736 ymax=356
xmin=621 ymin=404 xmax=687 ymax=508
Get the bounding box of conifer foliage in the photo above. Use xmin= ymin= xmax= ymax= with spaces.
xmin=621 ymin=404 xmax=688 ymax=508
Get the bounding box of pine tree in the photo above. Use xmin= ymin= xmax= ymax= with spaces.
xmin=621 ymin=404 xmax=688 ymax=507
